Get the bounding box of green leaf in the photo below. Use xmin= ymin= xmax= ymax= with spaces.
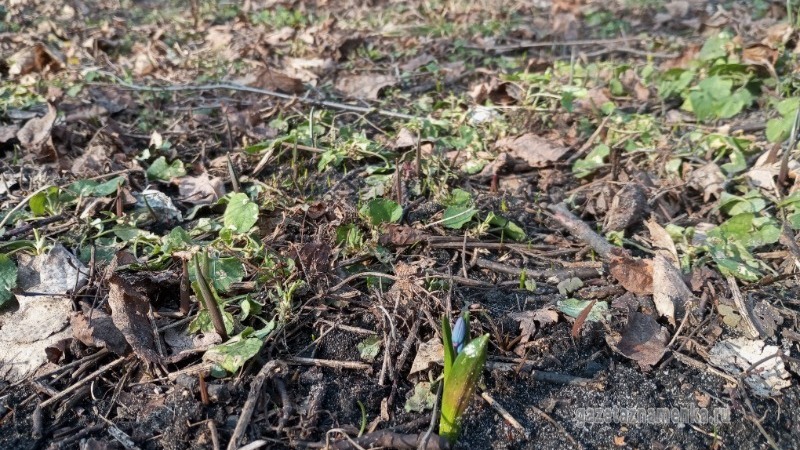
xmin=335 ymin=224 xmax=363 ymax=249
xmin=766 ymin=98 xmax=800 ymax=143
xmin=719 ymin=192 xmax=767 ymax=216
xmin=357 ymin=335 xmax=382 ymax=362
xmin=709 ymin=213 xmax=780 ymax=248
xmin=405 ymin=381 xmax=437 ymax=413
xmin=189 ymin=310 xmax=235 ymax=335
xmin=240 ymin=296 xmax=262 ymax=320
xmin=698 ymin=32 xmax=730 ymax=61
xmin=68 ymin=177 xmax=125 ymax=197
xmin=442 ymin=206 xmax=477 ymax=229
xmin=441 ymin=315 xmax=455 ymax=379
xmin=685 ymin=76 xmax=752 ymax=122
xmin=440 ymin=334 xmax=489 ymax=444
xmin=223 ymin=193 xmax=259 ymax=234
xmin=557 ymin=299 xmax=608 ymax=321
xmin=445 ymin=189 xmax=472 ymax=207
xmin=573 ymin=144 xmax=610 ymax=178
xmin=161 ymin=227 xmax=193 ymax=254
xmin=203 ymin=329 xmax=263 ymax=373
xmin=486 ymin=213 xmax=526 ymax=241
xmin=210 ymin=257 xmax=245 ymax=292
xmin=0 ymin=254 xmax=17 ymax=307
xmin=29 ymin=187 xmax=61 ymax=216
xmin=146 ymin=156 xmax=186 ymax=181
xmin=657 ymin=69 xmax=695 ymax=100
xmin=92 ymin=176 xmax=126 ymax=196
xmin=361 ymin=198 xmax=402 ymax=226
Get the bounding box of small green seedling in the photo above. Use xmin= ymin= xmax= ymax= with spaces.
xmin=439 ymin=311 xmax=489 ymax=444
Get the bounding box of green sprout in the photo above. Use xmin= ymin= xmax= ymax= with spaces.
xmin=439 ymin=311 xmax=489 ymax=444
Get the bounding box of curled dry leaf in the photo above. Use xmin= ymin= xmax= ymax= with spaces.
xmin=387 ymin=261 xmax=422 ymax=305
xmin=6 ymin=43 xmax=64 ymax=77
xmin=295 ymin=241 xmax=331 ymax=276
xmin=393 ymin=128 xmax=417 ymax=149
xmin=379 ymin=224 xmax=424 ymax=247
xmin=409 ymin=337 xmax=443 ymax=377
xmin=71 ymin=305 xmax=130 ymax=356
xmin=651 ymin=254 xmax=692 ymax=326
xmin=763 ymin=23 xmax=794 ymax=48
xmin=17 ymin=103 xmax=57 ymax=150
xmin=746 ymin=149 xmax=800 ymax=194
xmin=742 ymin=44 xmax=778 ymax=78
xmin=608 ymin=251 xmax=653 ymax=296
xmin=0 ymin=124 xmax=20 ymax=145
xmin=607 ymin=312 xmax=669 ymax=371
xmin=245 ymin=67 xmax=305 ymax=94
xmin=107 ymin=267 xmax=161 ymax=363
xmin=510 ymin=308 xmax=559 ymax=344
xmin=494 ymin=134 xmax=569 ymax=169
xmin=708 ymin=338 xmax=791 ymax=397
xmin=603 ymin=184 xmax=648 ymax=233
xmin=400 ymin=54 xmax=435 ymax=72
xmin=686 ymin=162 xmax=725 ymax=202
xmin=335 ymin=74 xmax=396 ymax=100
xmin=0 ymin=245 xmax=87 ymax=381
xmin=178 ymin=172 xmax=226 ymax=205
xmin=574 ymin=88 xmax=612 ymax=114
xmin=469 ymin=80 xmax=523 ymax=105
xmin=646 ymin=219 xmax=678 ymax=264
xmin=71 ymin=129 xmax=126 ymax=177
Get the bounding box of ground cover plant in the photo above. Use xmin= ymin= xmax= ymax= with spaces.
xmin=1 ymin=0 xmax=800 ymax=449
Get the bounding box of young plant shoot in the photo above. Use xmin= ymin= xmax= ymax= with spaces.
xmin=440 ymin=310 xmax=489 ymax=444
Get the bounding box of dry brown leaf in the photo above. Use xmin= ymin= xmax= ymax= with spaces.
xmin=742 ymin=43 xmax=778 ymax=78
xmin=495 ymin=134 xmax=569 ymax=168
xmin=652 ymin=254 xmax=692 ymax=326
xmin=708 ymin=338 xmax=791 ymax=397
xmin=71 ymin=129 xmax=125 ymax=176
xmin=6 ymin=43 xmax=64 ymax=77
xmin=409 ymin=337 xmax=443 ymax=377
xmin=0 ymin=245 xmax=87 ymax=381
xmin=686 ymin=162 xmax=725 ymax=202
xmin=108 ymin=270 xmax=161 ymax=363
xmin=17 ymin=103 xmax=57 ymax=150
xmin=603 ymin=184 xmax=648 ymax=233
xmin=393 ymin=128 xmax=417 ymax=149
xmin=646 ymin=219 xmax=679 ymax=264
xmin=661 ymin=44 xmax=700 ymax=70
xmin=295 ymin=241 xmax=331 ymax=276
xmin=71 ymin=305 xmax=129 ymax=356
xmin=607 ymin=312 xmax=668 ymax=370
xmin=335 ymin=74 xmax=396 ymax=100
xmin=400 ymin=54 xmax=435 ymax=72
xmin=763 ymin=23 xmax=794 ymax=48
xmin=283 ymin=57 xmax=335 ymax=84
xmin=572 ymin=299 xmax=597 ymax=338
xmin=178 ymin=172 xmax=226 ymax=205
xmin=469 ymin=80 xmax=523 ymax=105
xmin=608 ymin=252 xmax=653 ymax=296
xmin=620 ymin=69 xmax=650 ymax=101
xmin=247 ymin=67 xmax=305 ymax=94
xmin=379 ymin=225 xmax=425 ymax=247
xmin=574 ymin=88 xmax=612 ymax=114
xmin=511 ymin=308 xmax=559 ymax=344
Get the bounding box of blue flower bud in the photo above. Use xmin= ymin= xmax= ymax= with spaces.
xmin=452 ymin=315 xmax=466 ymax=354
